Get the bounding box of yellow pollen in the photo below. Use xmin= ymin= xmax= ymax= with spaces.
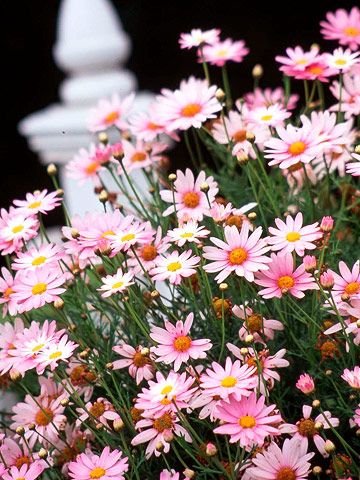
xmin=101 ymin=230 xmax=115 ymax=238
xmin=238 ymin=415 xmax=256 ymax=428
xmin=104 ymin=110 xmax=119 ymax=124
xmin=277 ymin=275 xmax=295 ymax=290
xmin=260 ymin=114 xmax=273 ymax=121
xmin=31 ymin=282 xmax=47 ymax=295
xmin=216 ymin=49 xmax=228 ymax=57
xmin=181 ymin=103 xmax=201 ymax=117
xmin=275 ymin=467 xmax=296 ymax=480
xmin=161 ymin=385 xmax=173 ymax=395
xmin=167 ymin=261 xmax=182 ymax=272
xmin=12 ymin=225 xmax=24 ymax=234
xmin=4 ymin=287 xmax=13 ymax=297
xmin=286 ymin=231 xmax=301 ymax=242
xmin=160 ymin=397 xmax=173 ymax=405
xmin=85 ymin=161 xmax=99 ymax=174
xmin=121 ymin=233 xmax=135 ymax=242
xmin=16 ymin=477 xmax=26 ymax=480
xmin=49 ymin=351 xmax=62 ymax=360
xmin=288 ymin=141 xmax=306 ymax=156
xmin=296 ymin=58 xmax=308 ymax=65
xmin=335 ymin=58 xmax=347 ymax=66
xmin=112 ymin=281 xmax=124 ymax=289
xmin=28 ymin=201 xmax=42 ymax=209
xmin=183 ymin=191 xmax=200 ymax=208
xmin=32 ymin=256 xmax=47 ymax=266
xmin=221 ymin=376 xmax=237 ymax=388
xmin=32 ymin=343 xmax=45 ymax=352
xmin=229 ymin=247 xmax=248 ymax=265
xmin=344 ymin=26 xmax=359 ymax=37
xmin=153 ymin=413 xmax=173 ymax=432
xmin=90 ymin=467 xmax=106 ymax=479
xmin=173 ymin=335 xmax=192 ymax=352
xmin=131 ymin=152 xmax=147 ymax=162
xmin=345 ymin=281 xmax=360 ymax=295
xmin=180 ymin=232 xmax=194 ymax=238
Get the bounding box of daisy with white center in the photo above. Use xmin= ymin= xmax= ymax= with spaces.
xmin=87 ymin=92 xmax=134 ymax=132
xmin=166 ymin=220 xmax=210 ymax=247
xmin=325 ymin=47 xmax=360 ymax=71
xmin=12 ymin=243 xmax=64 ymax=271
xmin=150 ymin=250 xmax=200 ymax=285
xmin=179 ymin=28 xmax=220 ymax=49
xmin=267 ymin=212 xmax=323 ymax=257
xmin=245 ymin=104 xmax=291 ymax=128
xmin=97 ymin=268 xmax=135 ymax=297
xmin=13 ymin=190 xmax=62 ymax=216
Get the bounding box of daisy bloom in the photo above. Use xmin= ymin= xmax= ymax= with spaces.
xmin=128 ymin=227 xmax=170 ymax=273
xmin=267 ymin=212 xmax=323 ymax=257
xmin=76 ymin=397 xmax=120 ymax=427
xmin=66 ymin=144 xmax=113 ymax=185
xmin=212 ymin=110 xmax=256 ymax=157
xmin=160 ymin=168 xmax=218 ymax=221
xmin=13 ymin=189 xmax=61 ymax=216
xmin=0 ymin=267 xmax=18 ymax=316
xmin=160 ymin=470 xmax=180 ymax=480
xmin=296 ymin=374 xmax=315 ymax=395
xmin=87 ymin=92 xmax=134 ymax=132
xmin=34 ymin=335 xmax=78 ymax=374
xmin=150 ymin=250 xmax=200 ymax=285
xmin=2 ymin=463 xmax=44 ymax=480
xmin=0 ymin=317 xmax=24 ymax=375
xmin=179 ymin=28 xmax=220 ymax=49
xmin=12 ymin=243 xmax=64 ymax=271
xmin=121 ymin=139 xmax=167 ymax=173
xmin=232 ymin=304 xmax=284 ymax=343
xmin=153 ymin=77 xmax=221 ymax=131
xmin=346 ymin=152 xmax=360 ymax=176
xmin=68 ymin=446 xmax=128 ymax=480
xmin=328 ymin=260 xmax=360 ymax=302
xmin=201 ymin=38 xmax=249 ymax=66
xmin=244 ymin=87 xmax=299 ymax=111
xmin=325 ymin=47 xmax=360 ymax=71
xmin=247 ymin=437 xmax=314 ymax=480
xmin=275 ymin=45 xmax=321 ymax=77
xmin=320 ymin=7 xmax=360 ymax=51
xmin=108 ymin=219 xmax=154 ymax=255
xmin=245 ymin=104 xmax=291 ymax=128
xmin=342 ymin=366 xmax=360 ymax=389
xmin=113 ymin=343 xmax=154 ymax=384
xmin=213 ymin=393 xmax=282 ymax=448
xmin=255 ymin=252 xmax=318 ymax=299
xmin=330 ymin=71 xmax=360 ymax=118
xmin=150 ymin=313 xmax=212 ymax=371
xmin=203 ymin=223 xmax=271 ymax=283
xmin=351 ymin=404 xmax=360 ymax=428
xmin=166 ymin=220 xmax=210 ymax=247
xmin=0 ymin=208 xmax=39 ymax=255
xmin=97 ymin=268 xmax=135 ymax=297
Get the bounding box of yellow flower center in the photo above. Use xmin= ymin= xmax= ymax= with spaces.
xmin=238 ymin=415 xmax=256 ymax=428
xmin=221 ymin=376 xmax=237 ymax=388
xmin=344 ymin=26 xmax=359 ymax=37
xmin=121 ymin=233 xmax=135 ymax=242
xmin=12 ymin=225 xmax=24 ymax=234
xmin=35 ymin=407 xmax=54 ymax=426
xmin=85 ymin=161 xmax=100 ymax=174
xmin=180 ymin=232 xmax=194 ymax=238
xmin=16 ymin=477 xmax=26 ymax=480
xmin=112 ymin=281 xmax=124 ymax=289
xmin=288 ymin=141 xmax=306 ymax=156
xmin=167 ymin=261 xmax=182 ymax=272
xmin=229 ymin=247 xmax=248 ymax=265
xmin=296 ymin=58 xmax=308 ymax=65
xmin=32 ymin=343 xmax=45 ymax=352
xmin=161 ymin=385 xmax=173 ymax=395
xmin=32 ymin=256 xmax=47 ymax=266
xmin=31 ymin=282 xmax=47 ymax=295
xmin=181 ymin=103 xmax=201 ymax=117
xmin=335 ymin=58 xmax=347 ymax=66
xmin=345 ymin=281 xmax=360 ymax=295
xmin=28 ymin=201 xmax=42 ymax=209
xmin=286 ymin=231 xmax=301 ymax=242
xmin=276 ymin=467 xmax=296 ymax=480
xmin=49 ymin=351 xmax=62 ymax=360
xmin=261 ymin=114 xmax=273 ymax=121
xmin=4 ymin=287 xmax=13 ymax=298
xmin=277 ymin=275 xmax=295 ymax=290
xmin=90 ymin=467 xmax=106 ymax=479
xmin=173 ymin=335 xmax=192 ymax=352
xmin=131 ymin=152 xmax=147 ymax=163
xmin=104 ymin=110 xmax=119 ymax=124
xmin=101 ymin=230 xmax=115 ymax=238
xmin=183 ymin=191 xmax=200 ymax=208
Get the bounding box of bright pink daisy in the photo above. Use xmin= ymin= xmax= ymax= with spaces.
xmin=129 ymin=109 xmax=169 ymax=141
xmin=150 ymin=313 xmax=212 ymax=371
xmin=201 ymin=38 xmax=249 ymax=66
xmin=87 ymin=92 xmax=134 ymax=132
xmin=150 ymin=249 xmax=200 ymax=285
xmin=203 ymin=223 xmax=271 ymax=283
xmin=328 ymin=260 xmax=360 ymax=302
xmin=254 ymin=252 xmax=318 ymax=299
xmin=0 ymin=207 xmax=39 ymax=255
xmin=13 ymin=189 xmax=61 ymax=216
xmin=160 ymin=470 xmax=180 ymax=480
xmin=213 ymin=392 xmax=282 ymax=448
xmin=320 ymin=7 xmax=360 ymax=51
xmin=68 ymin=446 xmax=128 ymax=480
xmin=179 ymin=28 xmax=220 ymax=49
xmin=2 ymin=462 xmax=44 ymax=480
xmin=11 ymin=243 xmax=64 ymax=271
xmin=112 ymin=343 xmax=155 ymax=384
xmin=267 ymin=212 xmax=323 ymax=257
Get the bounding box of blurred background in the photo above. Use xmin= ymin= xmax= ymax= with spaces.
xmin=0 ymin=0 xmax=356 ymax=227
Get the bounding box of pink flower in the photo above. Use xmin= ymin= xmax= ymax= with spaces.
xmin=245 ymin=104 xmax=291 ymax=128
xmin=68 ymin=446 xmax=128 ymax=480
xmin=328 ymin=260 xmax=360 ymax=302
xmin=150 ymin=250 xmax=200 ymax=285
xmin=2 ymin=462 xmax=44 ymax=480
xmin=87 ymin=93 xmax=134 ymax=132
xmin=150 ymin=313 xmax=212 ymax=371
xmin=212 ymin=110 xmax=257 ymax=157
xmin=166 ymin=220 xmax=210 ymax=247
xmin=179 ymin=28 xmax=220 ymax=49
xmin=76 ymin=397 xmax=120 ymax=427
xmin=12 ymin=243 xmax=64 ymax=271
xmin=244 ymin=87 xmax=299 ymax=111
xmin=66 ymin=144 xmax=113 ymax=185
xmin=320 ymin=7 xmax=360 ymax=51
xmin=296 ymin=374 xmax=315 ymax=394
xmin=267 ymin=212 xmax=322 ymax=257
xmin=34 ymin=335 xmax=78 ymax=374
xmin=303 ymin=255 xmax=317 ymax=272
xmin=325 ymin=47 xmax=360 ymax=71
xmin=352 ymin=404 xmax=360 ymax=428
xmin=112 ymin=344 xmax=154 ymax=384
xmin=320 ymin=215 xmax=334 ymax=232
xmin=276 ymin=45 xmax=320 ymax=76
xmin=255 ymin=252 xmax=318 ymax=299
xmin=0 ymin=267 xmax=18 ymax=316
xmin=213 ymin=393 xmax=282 ymax=448
xmin=232 ymin=304 xmax=284 ymax=343
xmin=330 ymin=71 xmax=360 ymax=119
xmin=160 ymin=169 xmax=218 ymax=221
xmin=320 ymin=271 xmax=335 ymax=289
xmin=346 ymin=152 xmax=360 ymax=176
xmin=13 ymin=189 xmax=61 ymax=216
xmin=121 ymin=139 xmax=167 ymax=173
xmin=0 ymin=317 xmax=24 ymax=375
xmin=160 ymin=470 xmax=180 ymax=480
xmin=247 ymin=437 xmax=314 ymax=480
xmin=128 ymin=227 xmax=169 ymax=273
xmin=342 ymin=366 xmax=360 ymax=389
xmin=97 ymin=268 xmax=135 ymax=297
xmin=200 ymin=357 xmax=257 ymax=401
xmin=153 ymin=77 xmax=221 ymax=131
xmin=203 ymin=223 xmax=271 ymax=283
xmin=108 ymin=219 xmax=154 ymax=255
xmin=0 ymin=208 xmax=39 ymax=255
xmin=201 ymin=38 xmax=249 ymax=66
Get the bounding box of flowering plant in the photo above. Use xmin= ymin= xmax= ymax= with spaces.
xmin=1 ymin=6 xmax=360 ymax=479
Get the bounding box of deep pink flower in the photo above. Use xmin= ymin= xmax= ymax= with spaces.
xmin=296 ymin=374 xmax=315 ymax=394
xmin=2 ymin=462 xmax=44 ymax=480
xmin=68 ymin=446 xmax=128 ymax=480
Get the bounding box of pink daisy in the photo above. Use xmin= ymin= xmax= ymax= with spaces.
xmin=150 ymin=313 xmax=212 ymax=371
xmin=203 ymin=223 xmax=271 ymax=283
xmin=351 ymin=404 xmax=360 ymax=428
xmin=68 ymin=446 xmax=128 ymax=480
xmin=346 ymin=152 xmax=360 ymax=176
xmin=129 ymin=108 xmax=170 ymax=142
xmin=275 ymin=45 xmax=321 ymax=77
xmin=0 ymin=267 xmax=18 ymax=316
xmin=330 ymin=70 xmax=360 ymax=118
xmin=232 ymin=304 xmax=284 ymax=343
xmin=153 ymin=77 xmax=221 ymax=131
xmin=213 ymin=392 xmax=282 ymax=448
xmin=245 ymin=104 xmax=291 ymax=128
xmin=108 ymin=219 xmax=154 ymax=255
xmin=87 ymin=92 xmax=134 ymax=132
xmin=325 ymin=47 xmax=360 ymax=72
xmin=160 ymin=470 xmax=180 ymax=480
xmin=160 ymin=168 xmax=218 ymax=221
xmin=0 ymin=317 xmax=24 ymax=375
xmin=267 ymin=212 xmax=323 ymax=257
xmin=246 ymin=437 xmax=314 ymax=480
xmin=127 ymin=227 xmax=170 ymax=273
xmin=179 ymin=28 xmax=220 ymax=49
xmin=13 ymin=189 xmax=61 ymax=216
xmin=12 ymin=243 xmax=64 ymax=271
xmin=201 ymin=38 xmax=249 ymax=66
xmin=342 ymin=366 xmax=360 ymax=389
xmin=121 ymin=139 xmax=167 ymax=173
xmin=254 ymin=252 xmax=318 ymax=299
xmin=34 ymin=335 xmax=78 ymax=374
xmin=97 ymin=268 xmax=135 ymax=297
xmin=244 ymin=87 xmax=299 ymax=111
xmin=0 ymin=208 xmax=39 ymax=255
xmin=112 ymin=343 xmax=155 ymax=384
xmin=66 ymin=144 xmax=113 ymax=185
xmin=320 ymin=7 xmax=360 ymax=51
xmin=76 ymin=397 xmax=120 ymax=427
xmin=166 ymin=220 xmax=210 ymax=247
xmin=150 ymin=250 xmax=200 ymax=285
xmin=2 ymin=462 xmax=44 ymax=480
xmin=328 ymin=260 xmax=360 ymax=302
xmin=296 ymin=373 xmax=315 ymax=395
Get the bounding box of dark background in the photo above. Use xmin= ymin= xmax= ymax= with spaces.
xmin=0 ymin=0 xmax=356 ymax=225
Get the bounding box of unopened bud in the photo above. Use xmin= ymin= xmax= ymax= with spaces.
xmin=183 ymin=469 xmax=195 ymax=478
xmin=71 ymin=228 xmax=80 ymax=239
xmin=10 ymin=370 xmax=22 ymax=382
xmin=53 ymin=299 xmax=64 ymax=310
xmin=200 ymin=182 xmax=209 ymax=193
xmin=155 ymin=441 xmax=164 ymax=452
xmin=168 ymin=173 xmax=177 ymax=182
xmin=349 ymin=394 xmax=356 ymax=401
xmin=98 ymin=190 xmax=108 ymax=204
xmin=356 ymin=428 xmax=360 ymax=436
xmin=148 ymin=186 xmax=155 ymax=194
xmin=38 ymin=448 xmax=48 ymax=459
xmin=236 ymin=151 xmax=249 ymax=165
xmin=215 ymin=88 xmax=226 ymax=102
xmin=341 ymin=292 xmax=350 ymax=302
xmin=140 ymin=347 xmax=150 ymax=355
xmin=247 ymin=212 xmax=257 ymax=220
xmin=28 ymin=423 xmax=36 ymax=431
xmin=240 ymin=347 xmax=249 ymax=356
xmin=98 ymin=132 xmax=109 ymax=145
xmin=79 ymin=350 xmax=89 ymax=359
xmin=356 ymin=319 xmax=360 ymax=328
xmin=325 ymin=369 xmax=332 ymax=376
xmin=245 ymin=334 xmax=254 ymax=344
xmin=113 ymin=418 xmax=125 ymax=431
xmin=96 ymin=423 xmax=104 ymax=431
xmin=314 ymin=421 xmax=323 ymax=431
xmin=312 ymin=466 xmax=322 ymax=475
xmin=163 ymin=431 xmax=174 ymax=442
xmin=60 ymin=398 xmax=70 ymax=407
xmin=246 ymin=131 xmax=256 ymax=143
xmin=354 ymin=145 xmax=360 ymax=154
xmin=324 ymin=440 xmax=336 ymax=454
xmin=106 ymin=362 xmax=114 ymax=370
xmin=205 ymin=442 xmax=217 ymax=456
xmin=252 ymin=64 xmax=263 ymax=78
xmin=150 ymin=290 xmax=160 ymax=299
xmin=312 ymin=399 xmax=321 ymax=408
xmin=219 ymin=283 xmax=228 ymax=291
xmin=16 ymin=426 xmax=25 ymax=436
xmin=47 ymin=163 xmax=57 ymax=176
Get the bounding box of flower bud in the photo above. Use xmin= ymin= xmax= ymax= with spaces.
xmin=219 ymin=283 xmax=228 ymax=291
xmin=236 ymin=152 xmax=249 ymax=165
xmin=303 ymin=255 xmax=317 ymax=273
xmin=163 ymin=431 xmax=174 ymax=442
xmin=312 ymin=399 xmax=321 ymax=408
xmin=10 ymin=369 xmax=22 ymax=382
xmin=215 ymin=88 xmax=226 ymax=102
xmin=28 ymin=423 xmax=36 ymax=431
xmin=356 ymin=319 xmax=360 ymax=328
xmin=16 ymin=426 xmax=25 ymax=436
xmin=98 ymin=132 xmax=109 ymax=145
xmin=320 ymin=216 xmax=334 ymax=232
xmin=325 ymin=369 xmax=332 ymax=376
xmin=312 ymin=466 xmax=322 ymax=475
xmin=106 ymin=362 xmax=114 ymax=370
xmin=206 ymin=442 xmax=217 ymax=456
xmin=240 ymin=347 xmax=249 ymax=356
xmin=60 ymin=398 xmax=70 ymax=407
xmin=47 ymin=163 xmax=57 ymax=176
xmin=252 ymin=64 xmax=263 ymax=78
xmin=38 ymin=448 xmax=48 ymax=459
xmin=200 ymin=182 xmax=209 ymax=193
xmin=168 ymin=173 xmax=177 ymax=182
xmin=246 ymin=131 xmax=255 ymax=143
xmin=140 ymin=347 xmax=150 ymax=355
xmin=320 ymin=271 xmax=334 ymax=290
xmin=245 ymin=334 xmax=254 ymax=344
xmin=98 ymin=190 xmax=108 ymax=204
xmin=295 ymin=373 xmax=315 ymax=395
xmin=247 ymin=212 xmax=257 ymax=220
xmin=150 ymin=290 xmax=160 ymax=299
xmin=324 ymin=440 xmax=336 ymax=454
xmin=355 ymin=145 xmax=360 ymax=154
xmin=71 ymin=228 xmax=80 ymax=239
xmin=314 ymin=421 xmax=323 ymax=431
xmin=183 ymin=469 xmax=195 ymax=478
xmin=113 ymin=418 xmax=125 ymax=431
xmin=54 ymin=299 xmax=64 ymax=310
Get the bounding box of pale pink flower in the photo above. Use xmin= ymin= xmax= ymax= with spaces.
xmin=275 ymin=45 xmax=321 ymax=77
xmin=320 ymin=7 xmax=360 ymax=51
xmin=351 ymin=404 xmax=360 ymax=428
xmin=267 ymin=212 xmax=323 ymax=257
xmin=296 ymin=374 xmax=315 ymax=394
xmin=150 ymin=313 xmax=212 ymax=371
xmin=87 ymin=93 xmax=134 ymax=132
xmin=160 ymin=169 xmax=218 ymax=221
xmin=342 ymin=366 xmax=360 ymax=389
xmin=68 ymin=446 xmax=128 ymax=480
xmin=113 ymin=344 xmax=154 ymax=384
xmin=121 ymin=139 xmax=167 ymax=173
xmin=201 ymin=38 xmax=249 ymax=66
xmin=160 ymin=470 xmax=180 ymax=480
xmin=330 ymin=70 xmax=360 ymax=118
xmin=255 ymin=252 xmax=318 ymax=299
xmin=0 ymin=435 xmax=45 ymax=469
xmin=203 ymin=223 xmax=271 ymax=283
xmin=76 ymin=397 xmax=120 ymax=427
xmin=346 ymin=152 xmax=360 ymax=176
xmin=211 ymin=110 xmax=256 ymax=157
xmin=303 ymin=255 xmax=317 ymax=272
xmin=108 ymin=220 xmax=155 ymax=255
xmin=66 ymin=143 xmax=113 ymax=185
xmin=232 ymin=304 xmax=284 ymax=343
xmin=208 ymin=201 xmax=234 ymax=223
xmin=328 ymin=260 xmax=360 ymax=302
xmin=324 ymin=315 xmax=360 ymax=349
xmin=2 ymin=462 xmax=44 ymax=480
xmin=280 ymin=404 xmax=339 ymax=457
xmin=189 ymin=390 xmax=223 ymax=421
xmin=166 ymin=220 xmax=210 ymax=247
xmin=127 ymin=227 xmax=170 ymax=273
xmin=0 ymin=317 xmax=24 ymax=375
xmin=247 ymin=437 xmax=314 ymax=480
xmin=129 ymin=107 xmax=177 ymax=141
xmin=153 ymin=77 xmax=221 ymax=131
xmin=320 ymin=270 xmax=335 ymax=289
xmin=150 ymin=250 xmax=200 ymax=285
xmin=320 ymin=215 xmax=334 ymax=232
xmin=283 ymin=162 xmax=319 ymax=195
xmin=97 ymin=268 xmax=135 ymax=297
xmin=13 ymin=189 xmax=61 ymax=216
xmin=325 ymin=47 xmax=360 ymax=71
xmin=179 ymin=28 xmax=220 ymax=49
xmin=0 ymin=208 xmax=39 ymax=255
xmin=245 ymin=104 xmax=291 ymax=128
xmin=244 ymin=87 xmax=299 ymax=111
xmin=34 ymin=335 xmax=78 ymax=374
xmin=214 ymin=393 xmax=282 ymax=448
xmin=12 ymin=243 xmax=64 ymax=271
xmin=0 ymin=267 xmax=18 ymax=316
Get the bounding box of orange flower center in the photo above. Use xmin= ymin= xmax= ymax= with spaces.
xmin=28 ymin=201 xmax=42 ymax=209
xmin=85 ymin=161 xmax=100 ymax=174
xmin=12 ymin=225 xmax=24 ymax=234
xmin=181 ymin=103 xmax=201 ymax=117
xmin=221 ymin=376 xmax=237 ymax=388
xmin=153 ymin=412 xmax=173 ymax=432
xmin=345 ymin=281 xmax=360 ymax=295
xmin=246 ymin=313 xmax=263 ymax=332
xmin=173 ymin=335 xmax=192 ymax=352
xmin=286 ymin=231 xmax=301 ymax=242
xmin=307 ymin=65 xmax=324 ymax=75
xmin=183 ymin=192 xmax=200 ymax=208
xmin=298 ymin=418 xmax=316 ymax=437
xmin=31 ymin=282 xmax=47 ymax=295
xmin=4 ymin=287 xmax=13 ymax=298
xmin=14 ymin=455 xmax=31 ymax=469
xmin=232 ymin=129 xmax=247 ymax=143
xmin=288 ymin=141 xmax=306 ymax=156
xmin=35 ymin=407 xmax=54 ymax=426
xmin=131 ymin=152 xmax=147 ymax=163
xmin=277 ymin=275 xmax=295 ymax=290
xmin=167 ymin=261 xmax=182 ymax=272
xmin=229 ymin=247 xmax=248 ymax=265
xmin=104 ymin=111 xmax=119 ymax=124
xmin=141 ymin=245 xmax=158 ymax=261
xmin=238 ymin=415 xmax=256 ymax=428
xmin=225 ymin=215 xmax=244 ymax=228
xmin=90 ymin=467 xmax=106 ymax=479
xmin=90 ymin=401 xmax=106 ymax=418
xmin=32 ymin=256 xmax=47 ymax=266
xmin=344 ymin=26 xmax=359 ymax=37
xmin=276 ymin=467 xmax=296 ymax=480
xmin=133 ymin=351 xmax=150 ymax=368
